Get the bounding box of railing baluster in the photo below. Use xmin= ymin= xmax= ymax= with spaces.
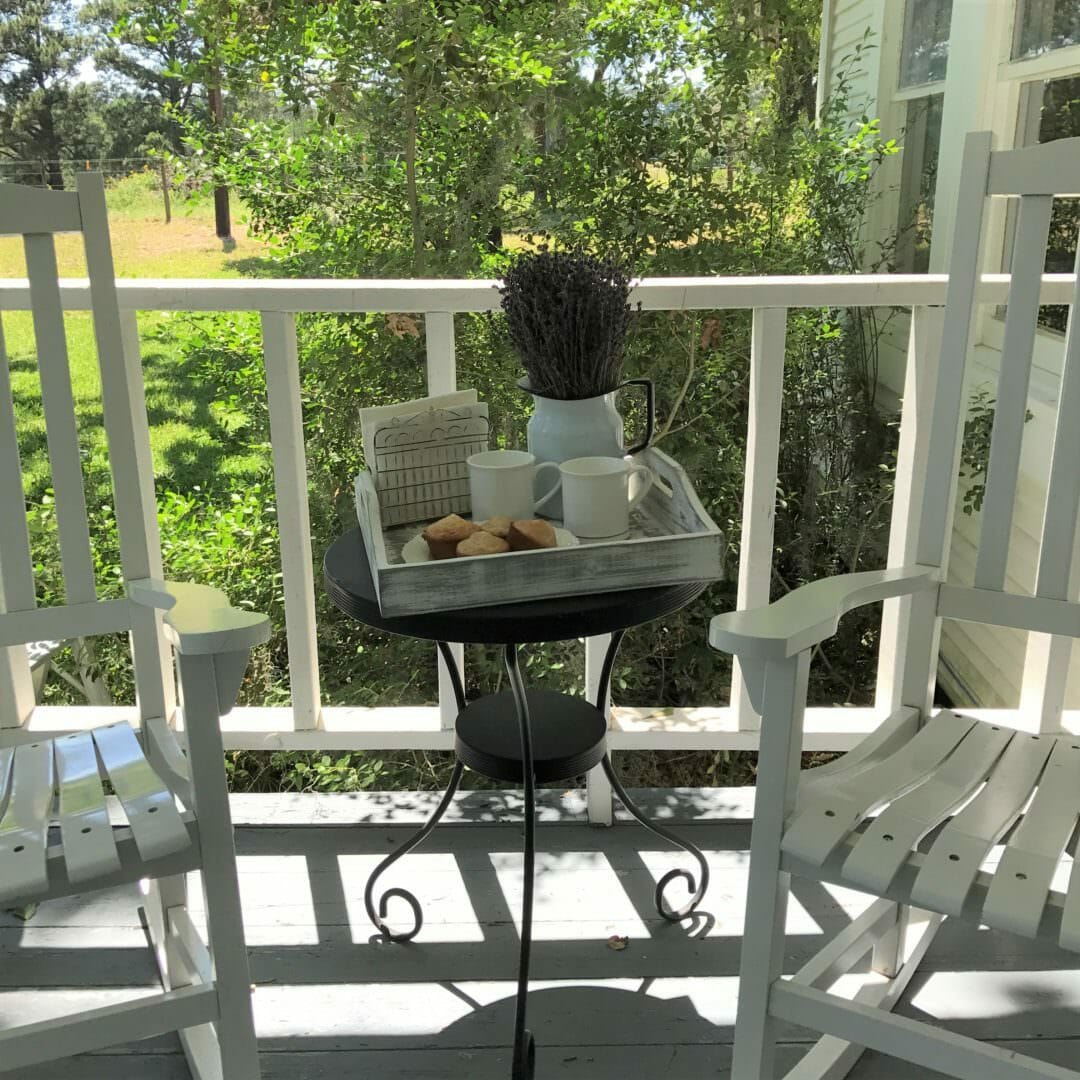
xmin=0 ymin=313 xmax=34 ymax=727
xmin=732 ymin=308 xmax=788 ymax=731
xmin=424 ymin=311 xmax=465 ymax=728
xmin=876 ymin=306 xmax=945 ymax=713
xmin=262 ymin=311 xmax=321 ymax=730
xmin=585 ymin=633 xmax=614 ymax=825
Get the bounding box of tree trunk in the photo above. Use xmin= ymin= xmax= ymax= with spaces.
xmin=207 ymin=82 xmax=232 ymax=240
xmin=533 ymin=97 xmax=548 ymax=210
xmin=405 ymin=98 xmax=424 ymax=270
xmin=38 ymin=102 xmax=64 ymax=189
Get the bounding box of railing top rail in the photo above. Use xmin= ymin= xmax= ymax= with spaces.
xmin=0 ymin=273 xmax=1074 ymax=313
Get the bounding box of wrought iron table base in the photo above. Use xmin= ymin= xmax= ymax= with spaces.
xmin=362 ymin=632 xmax=709 ymax=1079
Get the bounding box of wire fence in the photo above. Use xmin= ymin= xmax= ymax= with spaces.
xmin=0 ymin=157 xmax=189 ymax=221
xmin=0 ymin=157 xmax=167 ymax=188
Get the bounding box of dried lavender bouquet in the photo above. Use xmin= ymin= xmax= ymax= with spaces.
xmin=498 ymin=250 xmax=633 ymax=400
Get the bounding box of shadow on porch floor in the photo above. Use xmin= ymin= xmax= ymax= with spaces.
xmin=4 ymin=790 xmax=1080 ymax=1078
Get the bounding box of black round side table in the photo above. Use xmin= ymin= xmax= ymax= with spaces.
xmin=324 ymin=528 xmax=712 ymax=1080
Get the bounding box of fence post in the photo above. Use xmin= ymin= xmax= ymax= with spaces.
xmin=262 ymin=311 xmax=321 ymax=730
xmin=424 ymin=311 xmax=465 ymax=728
xmin=160 ymin=158 xmax=172 ymax=225
xmin=732 ymin=307 xmax=788 ymax=730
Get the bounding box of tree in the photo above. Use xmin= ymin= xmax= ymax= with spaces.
xmin=81 ymin=0 xmax=207 ymax=153
xmin=0 ymin=0 xmax=88 ymax=186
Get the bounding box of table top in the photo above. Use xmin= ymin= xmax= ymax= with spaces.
xmin=324 ymin=527 xmax=710 ymax=644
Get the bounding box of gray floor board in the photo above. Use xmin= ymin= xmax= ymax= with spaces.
xmin=5 ymin=792 xmax=1080 ymax=1078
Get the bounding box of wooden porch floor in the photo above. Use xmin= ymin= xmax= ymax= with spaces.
xmin=6 ymin=789 xmax=1080 ymax=1079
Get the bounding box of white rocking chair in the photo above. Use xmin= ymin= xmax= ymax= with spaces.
xmin=0 ymin=176 xmax=268 ymax=1078
xmin=711 ymin=131 xmax=1080 ymax=1080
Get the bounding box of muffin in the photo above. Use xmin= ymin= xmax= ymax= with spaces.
xmin=457 ymin=531 xmax=511 ymax=557
xmin=507 ymin=519 xmax=557 ymax=551
xmin=423 ymin=514 xmax=479 ymax=559
xmin=479 ymin=516 xmax=513 ymax=539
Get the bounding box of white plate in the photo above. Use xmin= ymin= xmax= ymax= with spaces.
xmin=402 ymin=525 xmax=579 ymax=563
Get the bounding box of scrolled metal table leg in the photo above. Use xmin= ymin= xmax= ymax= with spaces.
xmin=601 ymin=756 xmax=710 ymax=921
xmin=593 ymin=629 xmax=710 ymax=923
xmin=504 ymin=643 xmax=537 ymax=1080
xmin=364 ymin=641 xmax=467 ymax=943
xmin=364 ymin=759 xmax=465 ymax=942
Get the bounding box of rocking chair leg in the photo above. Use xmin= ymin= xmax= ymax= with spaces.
xmin=733 ymin=652 xmax=810 ymax=1080
xmin=180 ymin=652 xmax=261 ymax=1080
xmin=870 ymin=902 xmax=908 ymax=978
xmin=143 ymin=873 xmax=190 ymax=989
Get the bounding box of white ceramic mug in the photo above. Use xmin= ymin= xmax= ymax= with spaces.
xmin=467 ymin=449 xmax=561 ymax=521
xmin=545 ymin=456 xmax=654 ymax=538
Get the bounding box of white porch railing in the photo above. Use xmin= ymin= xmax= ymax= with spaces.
xmin=3 ymin=273 xmax=1078 ymax=766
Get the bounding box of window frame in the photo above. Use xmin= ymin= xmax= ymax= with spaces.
xmin=891 ymin=0 xmax=952 ymax=272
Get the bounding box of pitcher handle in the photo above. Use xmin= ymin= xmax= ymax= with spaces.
xmin=619 ymin=378 xmax=655 ymax=455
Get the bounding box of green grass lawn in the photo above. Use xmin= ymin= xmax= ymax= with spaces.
xmin=5 ymin=172 xmax=272 ymax=501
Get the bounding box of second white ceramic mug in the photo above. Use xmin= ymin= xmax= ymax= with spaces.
xmin=545 ymin=456 xmax=653 ymax=537
xmin=467 ymin=449 xmax=561 ymax=521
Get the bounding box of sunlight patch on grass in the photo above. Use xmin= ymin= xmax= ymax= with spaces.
xmin=1 ymin=186 xmax=273 ymax=502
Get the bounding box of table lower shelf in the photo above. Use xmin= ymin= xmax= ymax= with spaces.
xmin=454 ymin=690 xmax=607 ymax=783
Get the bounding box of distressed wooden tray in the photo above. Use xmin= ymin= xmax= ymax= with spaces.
xmin=354 ymin=447 xmax=723 ymax=617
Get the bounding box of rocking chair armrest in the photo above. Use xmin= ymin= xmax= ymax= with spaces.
xmin=128 ymin=578 xmax=270 ymax=656
xmin=708 ymin=565 xmax=939 ymax=661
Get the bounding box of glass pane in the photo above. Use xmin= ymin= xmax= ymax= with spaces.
xmin=1015 ymin=0 xmax=1080 ymax=59
xmin=899 ymin=0 xmax=952 ymax=87
xmin=895 ymin=95 xmax=944 ymax=273
xmin=1024 ymin=74 xmax=1080 ymax=331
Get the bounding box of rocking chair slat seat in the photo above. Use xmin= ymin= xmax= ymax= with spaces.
xmin=786 ymin=716 xmax=1080 ymax=943
xmin=0 ymin=722 xmax=193 ymax=904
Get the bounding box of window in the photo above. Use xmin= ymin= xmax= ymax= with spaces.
xmin=1015 ymin=0 xmax=1080 ymax=59
xmin=1016 ymin=74 xmax=1080 ymax=329
xmin=895 ymin=0 xmax=951 ymax=271
xmin=896 ymin=95 xmax=944 ymax=272
xmin=899 ymin=0 xmax=953 ymax=88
